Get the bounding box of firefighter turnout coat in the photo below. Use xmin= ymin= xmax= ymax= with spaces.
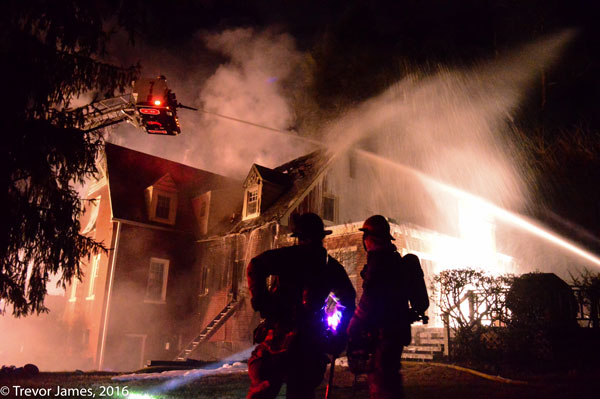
xmin=352 ymin=244 xmax=429 ymax=345
xmin=247 ymin=244 xmax=356 ymax=337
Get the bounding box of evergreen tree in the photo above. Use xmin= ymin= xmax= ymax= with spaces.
xmin=1 ymin=1 xmax=139 ymax=316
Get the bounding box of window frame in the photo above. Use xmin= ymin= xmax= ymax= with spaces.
xmin=86 ymin=254 xmax=101 ymax=300
xmin=81 ymin=196 xmax=101 ymax=235
xmin=68 ymin=277 xmax=79 ymax=302
xmin=144 ymin=257 xmax=170 ymax=304
xmin=243 ymin=186 xmax=261 ymax=220
xmin=198 ymin=265 xmax=210 ymax=297
xmin=322 ymin=194 xmax=337 ymax=222
xmin=155 ymin=194 xmax=171 ymax=220
xmin=194 ymin=191 xmax=211 ymax=236
xmin=146 ymin=188 xmax=178 ymax=225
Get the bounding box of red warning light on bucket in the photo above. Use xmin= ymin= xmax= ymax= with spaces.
xmin=140 ymin=108 xmax=160 ymax=115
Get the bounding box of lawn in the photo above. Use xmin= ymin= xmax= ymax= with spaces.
xmin=1 ymin=362 xmax=598 ymax=398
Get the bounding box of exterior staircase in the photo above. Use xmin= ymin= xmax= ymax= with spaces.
xmin=402 ymin=326 xmax=448 ymax=361
xmin=174 ymin=297 xmax=241 ymax=361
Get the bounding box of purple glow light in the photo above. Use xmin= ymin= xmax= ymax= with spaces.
xmin=327 ymin=310 xmax=343 ymax=331
xmin=323 ymin=293 xmax=346 ymax=332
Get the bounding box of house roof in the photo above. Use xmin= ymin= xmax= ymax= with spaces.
xmin=252 ymin=164 xmax=292 ymax=187
xmin=104 ymin=143 xmax=241 ymax=233
xmin=231 ymin=150 xmax=334 ymax=233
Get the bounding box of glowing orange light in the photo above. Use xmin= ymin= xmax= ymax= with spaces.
xmin=154 ymin=99 xmax=162 ymax=106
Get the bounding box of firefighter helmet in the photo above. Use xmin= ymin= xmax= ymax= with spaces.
xmin=291 ymin=213 xmax=332 ymax=239
xmin=359 ymin=215 xmax=395 ymax=241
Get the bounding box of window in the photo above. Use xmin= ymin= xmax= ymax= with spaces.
xmin=155 ymin=195 xmax=171 ymax=219
xmin=194 ymin=192 xmax=211 ymax=236
xmin=245 ymin=187 xmax=259 ymax=218
xmin=145 ymin=174 xmax=178 ymax=225
xmin=145 ymin=258 xmax=169 ymax=303
xmin=349 ymin=153 xmax=357 ymax=179
xmin=86 ymin=254 xmax=101 ymax=300
xmin=199 ymin=266 xmax=209 ymax=296
xmin=69 ymin=278 xmax=79 ymax=302
xmin=81 ymin=196 xmax=101 ymax=234
xmin=323 ymin=195 xmax=336 ymax=222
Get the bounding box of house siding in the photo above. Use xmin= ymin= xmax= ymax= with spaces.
xmin=102 ymin=223 xmax=197 ymax=370
xmin=63 ymin=183 xmax=113 ymax=369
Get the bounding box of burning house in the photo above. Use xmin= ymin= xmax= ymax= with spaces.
xmin=67 ymin=142 xmax=535 ymax=370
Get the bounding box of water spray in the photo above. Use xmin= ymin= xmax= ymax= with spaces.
xmin=355 ymin=149 xmax=600 ymax=268
xmin=115 ymin=346 xmax=254 ymax=397
xmin=200 ymin=102 xmax=600 ymax=270
xmin=192 ymin=29 xmax=598 ymax=270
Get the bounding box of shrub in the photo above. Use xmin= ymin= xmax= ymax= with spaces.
xmin=504 ymin=272 xmax=579 ymax=368
xmin=431 ymin=268 xmax=512 ymax=365
xmin=570 ymin=269 xmax=600 ymax=329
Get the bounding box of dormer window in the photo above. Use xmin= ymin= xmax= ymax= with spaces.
xmin=155 ymin=194 xmax=171 ymax=219
xmin=242 ymin=166 xmax=263 ymax=221
xmin=246 ymin=187 xmax=259 ymax=217
xmin=242 ymin=164 xmax=291 ymax=221
xmin=145 ymin=173 xmax=178 ymax=225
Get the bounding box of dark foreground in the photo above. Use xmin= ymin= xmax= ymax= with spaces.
xmin=0 ymin=362 xmax=598 ymax=399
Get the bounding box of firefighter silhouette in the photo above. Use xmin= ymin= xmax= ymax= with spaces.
xmin=347 ymin=215 xmax=429 ymax=399
xmin=247 ymin=213 xmax=356 ymax=399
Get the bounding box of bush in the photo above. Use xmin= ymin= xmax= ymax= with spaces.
xmin=431 ymin=268 xmax=512 ymax=366
xmin=432 ymin=269 xmax=600 ymax=372
xmin=570 ymin=269 xmax=600 ymax=329
xmin=504 ymin=273 xmax=579 ymax=369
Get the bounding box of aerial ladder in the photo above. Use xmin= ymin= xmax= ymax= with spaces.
xmin=67 ymin=75 xmax=195 ymax=136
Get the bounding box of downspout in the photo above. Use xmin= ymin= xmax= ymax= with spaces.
xmin=98 ymin=221 xmax=121 ymax=370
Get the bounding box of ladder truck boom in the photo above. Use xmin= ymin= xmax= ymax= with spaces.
xmin=68 ymin=76 xmax=195 ymax=136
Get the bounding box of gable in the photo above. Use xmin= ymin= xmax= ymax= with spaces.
xmin=243 ymin=165 xmax=262 ymax=188
xmin=232 ymin=150 xmax=333 ymax=233
xmin=151 ymin=173 xmax=177 ymax=193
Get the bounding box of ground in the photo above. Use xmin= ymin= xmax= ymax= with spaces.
xmin=0 ymin=363 xmax=598 ymax=399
